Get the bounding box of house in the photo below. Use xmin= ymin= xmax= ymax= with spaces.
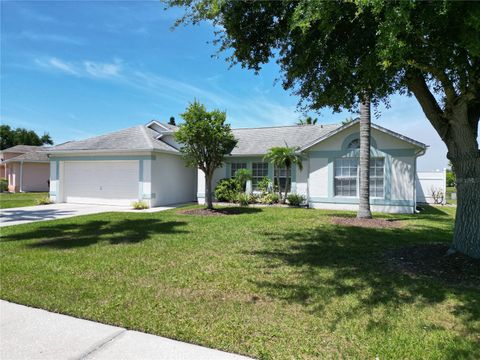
xmin=47 ymin=122 xmax=196 ymax=207
xmin=0 ymin=145 xmax=50 ymax=192
xmin=47 ymin=120 xmax=427 ymax=213
xmin=197 ymin=120 xmax=427 ymax=214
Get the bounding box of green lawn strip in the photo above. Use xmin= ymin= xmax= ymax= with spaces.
xmin=446 ymin=187 xmax=457 ymax=205
xmin=0 ymin=192 xmax=48 ymax=209
xmin=1 ymin=206 xmax=478 ymax=359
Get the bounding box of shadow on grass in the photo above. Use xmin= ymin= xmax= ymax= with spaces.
xmin=1 ymin=219 xmax=187 ymax=249
xmin=247 ymin=220 xmax=479 ymax=357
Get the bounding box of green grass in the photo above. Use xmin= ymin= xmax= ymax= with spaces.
xmin=446 ymin=186 xmax=457 ymax=205
xmin=0 ymin=192 xmax=48 ymax=209
xmin=1 ymin=206 xmax=478 ymax=359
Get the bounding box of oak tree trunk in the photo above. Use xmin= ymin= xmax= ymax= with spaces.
xmin=358 ymin=97 xmax=373 ymax=219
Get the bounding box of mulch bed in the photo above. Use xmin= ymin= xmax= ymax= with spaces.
xmin=385 ymin=244 xmax=480 ymax=289
xmin=330 ymin=216 xmax=404 ymax=228
xmin=178 ymin=209 xmax=229 ymax=216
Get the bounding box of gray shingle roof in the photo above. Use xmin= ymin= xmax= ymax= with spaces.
xmin=47 ymin=125 xmax=179 ymax=153
xmin=4 ymin=151 xmax=49 ymax=163
xmin=230 ymin=124 xmax=341 ymax=155
xmin=1 ymin=145 xmax=45 ymax=154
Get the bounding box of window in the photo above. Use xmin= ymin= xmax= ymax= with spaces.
xmin=334 ymin=158 xmax=358 ymax=196
xmin=347 ymin=138 xmax=360 ymax=149
xmin=274 ymin=166 xmax=291 ymax=193
xmin=230 ymin=162 xmax=247 ymax=178
xmin=334 ymin=157 xmax=385 ymax=197
xmin=370 ymin=158 xmax=384 ymax=197
xmin=252 ymin=162 xmax=268 ymax=190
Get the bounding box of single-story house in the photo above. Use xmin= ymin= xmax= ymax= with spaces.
xmin=47 ymin=119 xmax=427 ymax=213
xmin=1 ymin=145 xmax=50 ymax=192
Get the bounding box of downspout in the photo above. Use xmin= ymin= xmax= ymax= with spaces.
xmin=414 ymin=148 xmax=427 ymax=213
xmin=19 ymin=160 xmax=24 ymax=193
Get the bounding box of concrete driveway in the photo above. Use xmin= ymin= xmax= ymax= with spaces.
xmin=0 ymin=203 xmax=180 ymax=227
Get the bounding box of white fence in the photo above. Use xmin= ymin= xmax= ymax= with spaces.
xmin=415 ymin=169 xmax=447 ymax=205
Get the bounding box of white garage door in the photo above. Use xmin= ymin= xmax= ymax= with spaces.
xmin=63 ymin=161 xmax=139 ymax=206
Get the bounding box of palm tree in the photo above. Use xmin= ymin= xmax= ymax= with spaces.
xmin=357 ymin=96 xmax=372 ymax=219
xmin=297 ymin=116 xmax=318 ymax=125
xmin=264 ymin=146 xmax=304 ymax=203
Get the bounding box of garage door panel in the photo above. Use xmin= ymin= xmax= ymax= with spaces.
xmin=63 ymin=161 xmax=139 ymax=206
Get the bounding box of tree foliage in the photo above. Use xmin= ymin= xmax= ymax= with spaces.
xmin=175 ymin=100 xmax=237 ymax=209
xmin=167 ymin=0 xmax=480 ymax=258
xmin=0 ymin=125 xmax=53 ymax=150
xmin=264 ymin=146 xmax=303 ymax=202
xmin=297 ymin=116 xmax=317 ymax=125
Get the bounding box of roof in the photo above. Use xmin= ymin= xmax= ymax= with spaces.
xmin=3 ymin=150 xmax=49 ymax=163
xmin=299 ymin=119 xmax=427 ymax=151
xmin=47 ymin=125 xmax=179 ymax=154
xmin=230 ymin=124 xmax=341 ymax=155
xmin=1 ymin=145 xmax=45 ymax=154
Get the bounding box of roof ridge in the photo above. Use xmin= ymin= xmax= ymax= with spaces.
xmin=140 ymin=125 xmax=155 ymax=150
xmin=232 ymin=123 xmax=340 ymax=131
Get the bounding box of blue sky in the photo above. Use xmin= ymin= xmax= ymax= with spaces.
xmin=1 ymin=1 xmax=448 ymax=170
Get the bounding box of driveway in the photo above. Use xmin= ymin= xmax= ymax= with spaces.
xmin=0 ymin=300 xmax=252 ymax=360
xmin=0 ymin=203 xmax=181 ymax=227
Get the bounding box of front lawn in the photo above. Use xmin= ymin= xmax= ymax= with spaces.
xmin=0 ymin=192 xmax=48 ymax=209
xmin=1 ymin=206 xmax=478 ymax=359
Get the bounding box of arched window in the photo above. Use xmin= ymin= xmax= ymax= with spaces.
xmin=347 ymin=138 xmax=360 ymax=149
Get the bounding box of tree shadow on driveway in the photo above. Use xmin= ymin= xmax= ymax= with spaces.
xmin=1 ymin=218 xmax=188 ymax=249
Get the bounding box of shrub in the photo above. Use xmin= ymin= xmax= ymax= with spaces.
xmin=237 ymin=193 xmax=250 ymax=207
xmin=132 ymin=200 xmax=149 ymax=210
xmin=446 ymin=170 xmax=456 ymax=187
xmin=36 ymin=195 xmax=53 ymax=205
xmin=0 ymin=178 xmax=7 ymax=193
xmin=248 ymin=193 xmax=259 ymax=204
xmin=259 ymin=193 xmax=280 ymax=205
xmin=257 ymin=176 xmax=271 ymax=194
xmin=215 ymin=178 xmax=240 ymax=202
xmin=287 ymin=193 xmax=306 ymax=207
xmin=234 ymin=169 xmax=252 ymax=191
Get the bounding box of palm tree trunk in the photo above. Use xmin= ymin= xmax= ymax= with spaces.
xmin=357 ymin=96 xmax=372 ymax=219
xmin=276 ymin=166 xmax=282 ymax=202
xmin=284 ymin=166 xmax=290 ymax=202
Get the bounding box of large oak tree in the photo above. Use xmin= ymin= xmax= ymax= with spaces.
xmin=166 ymin=0 xmax=480 ymax=258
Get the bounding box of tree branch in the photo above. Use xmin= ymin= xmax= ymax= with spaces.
xmin=406 ymin=70 xmax=450 ymax=141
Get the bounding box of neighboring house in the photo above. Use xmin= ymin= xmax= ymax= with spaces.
xmin=0 ymin=145 xmax=50 ymax=192
xmin=47 ymin=119 xmax=427 ymax=213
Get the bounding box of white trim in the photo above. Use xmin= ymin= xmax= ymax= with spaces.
xmin=299 ymin=119 xmax=428 ymax=152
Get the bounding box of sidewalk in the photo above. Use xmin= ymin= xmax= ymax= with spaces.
xmin=0 ymin=300 xmax=253 ymax=360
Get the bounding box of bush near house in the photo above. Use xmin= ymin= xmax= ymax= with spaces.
xmin=287 ymin=194 xmax=306 ymax=207
xmin=214 ymin=178 xmax=241 ymax=202
xmin=132 ymin=200 xmax=149 ymax=210
xmin=0 ymin=178 xmax=7 ymax=193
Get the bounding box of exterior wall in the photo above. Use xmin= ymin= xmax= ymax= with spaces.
xmin=150 ymin=152 xmax=196 ymax=206
xmin=21 ymin=163 xmax=50 ymax=192
xmin=416 ymin=169 xmax=447 ymax=204
xmin=306 ymin=124 xmax=421 ymax=214
xmin=4 ymin=162 xmax=49 ymax=192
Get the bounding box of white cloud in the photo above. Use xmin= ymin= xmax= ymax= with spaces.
xmin=84 ymin=60 xmax=122 ymax=78
xmin=35 ymin=57 xmax=79 ymax=75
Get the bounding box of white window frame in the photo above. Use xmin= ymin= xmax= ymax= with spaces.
xmin=333 ymin=157 xmax=385 ymax=199
xmin=252 ymin=162 xmax=268 ymax=191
